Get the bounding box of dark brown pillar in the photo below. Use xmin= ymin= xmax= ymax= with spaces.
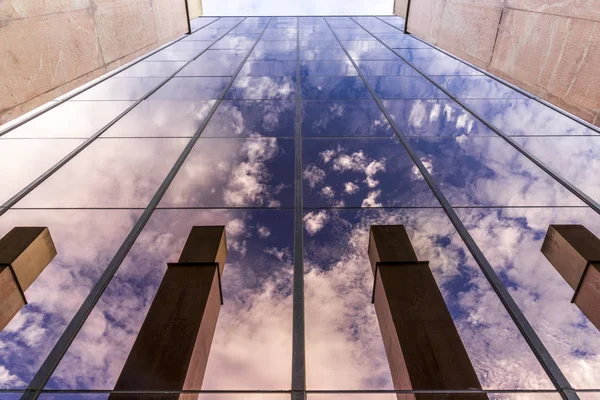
xmin=368 ymin=225 xmax=485 ymax=400
xmin=110 ymin=226 xmax=227 ymax=400
xmin=0 ymin=227 xmax=56 ymax=331
xmin=542 ymin=225 xmax=600 ymax=331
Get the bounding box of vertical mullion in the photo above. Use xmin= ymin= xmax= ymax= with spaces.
xmin=0 ymin=16 xmax=233 ymax=217
xmin=292 ymin=15 xmax=307 ymax=400
xmin=323 ymin=15 xmax=578 ymax=400
xmin=20 ymin=16 xmax=276 ymax=400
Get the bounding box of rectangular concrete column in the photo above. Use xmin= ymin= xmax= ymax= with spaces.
xmin=542 ymin=225 xmax=600 ymax=331
xmin=0 ymin=227 xmax=56 ymax=331
xmin=110 ymin=226 xmax=227 ymax=400
xmin=368 ymin=225 xmax=485 ymax=399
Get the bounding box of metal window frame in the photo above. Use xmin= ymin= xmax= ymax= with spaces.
xmin=19 ymin=16 xmax=280 ymax=400
xmin=0 ymin=14 xmax=594 ymax=400
xmin=324 ymin=15 xmax=578 ymax=400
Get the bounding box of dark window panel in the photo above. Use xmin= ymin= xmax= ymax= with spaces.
xmin=368 ymin=76 xmax=449 ymax=99
xmin=299 ymin=61 xmax=357 ymax=76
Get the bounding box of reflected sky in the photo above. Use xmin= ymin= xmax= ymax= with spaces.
xmin=2 ymin=14 xmax=600 ymax=396
xmin=0 ymin=139 xmax=85 ymax=205
xmin=302 ymin=100 xmax=392 ymax=137
xmin=160 ymin=138 xmax=294 ymax=207
xmin=203 ymin=100 xmax=295 ymax=137
xmin=512 ymin=136 xmax=600 ymax=204
xmin=46 ymin=209 xmax=292 ymax=390
xmin=382 ymin=99 xmax=493 ymax=137
xmin=0 ymin=209 xmax=141 ymax=388
xmin=302 ymin=138 xmax=438 ymax=207
xmin=407 ymin=137 xmax=586 ymax=206
xmin=2 ymin=101 xmax=134 ymax=139
xmin=15 ymin=138 xmax=189 ymax=208
xmin=455 ymin=207 xmax=600 ymax=389
xmin=304 ymin=208 xmax=552 ymax=390
xmin=464 ymin=98 xmax=600 ymax=136
xmin=102 ymin=99 xmax=215 ymax=137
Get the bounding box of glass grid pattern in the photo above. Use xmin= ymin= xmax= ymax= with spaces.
xmin=0 ymin=15 xmax=599 ymax=400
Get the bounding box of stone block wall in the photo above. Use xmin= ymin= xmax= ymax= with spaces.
xmin=398 ymin=0 xmax=600 ymax=127
xmin=0 ymin=0 xmax=190 ymax=125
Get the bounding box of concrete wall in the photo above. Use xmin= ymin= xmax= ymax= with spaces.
xmin=0 ymin=0 xmax=190 ymax=125
xmin=187 ymin=0 xmax=203 ymax=19
xmin=393 ymin=0 xmax=409 ymax=18
xmin=402 ymin=0 xmax=600 ymax=127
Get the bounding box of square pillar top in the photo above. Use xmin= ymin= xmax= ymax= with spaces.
xmin=0 ymin=227 xmax=56 ymax=291
xmin=177 ymin=226 xmax=228 ymax=275
xmin=542 ymin=224 xmax=600 ymax=290
xmin=368 ymin=225 xmax=419 ymax=274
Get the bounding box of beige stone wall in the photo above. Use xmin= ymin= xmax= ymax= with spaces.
xmin=187 ymin=0 xmax=203 ymax=19
xmin=0 ymin=0 xmax=189 ymax=125
xmin=401 ymin=0 xmax=600 ymax=127
xmin=393 ymin=0 xmax=409 ymax=18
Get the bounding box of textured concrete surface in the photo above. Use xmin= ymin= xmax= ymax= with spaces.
xmin=393 ymin=0 xmax=409 ymax=18
xmin=402 ymin=0 xmax=600 ymax=127
xmin=187 ymin=0 xmax=203 ymax=19
xmin=0 ymin=0 xmax=190 ymax=125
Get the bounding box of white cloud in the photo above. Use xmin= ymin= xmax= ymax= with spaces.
xmin=361 ymin=190 xmax=382 ymax=207
xmin=303 ymin=165 xmax=326 ymax=188
xmin=257 ymin=225 xmax=271 ymax=238
xmin=304 ymin=211 xmax=329 ymax=235
xmin=344 ymin=182 xmax=360 ymax=194
xmin=320 ymin=186 xmax=335 ymax=198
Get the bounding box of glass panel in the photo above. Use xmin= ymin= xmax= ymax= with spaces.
xmin=304 ymin=208 xmax=553 ymax=390
xmin=431 ymin=76 xmax=528 ymax=99
xmin=455 ymin=207 xmax=600 ymax=389
xmin=145 ymin=48 xmax=205 ymax=62
xmin=39 ymin=396 xmax=290 ymax=400
xmin=333 ymin=30 xmax=374 ymax=40
xmin=0 ymin=138 xmax=85 ymax=205
xmin=115 ymin=61 xmax=186 ymax=77
xmin=356 ymin=60 xmax=420 ymax=76
xmin=177 ymin=50 xmax=247 ymax=76
xmin=301 ymin=76 xmax=371 ymax=100
xmin=512 ymin=136 xmax=600 ymax=204
xmin=203 ymin=100 xmax=295 ymax=137
xmin=169 ymin=40 xmax=214 ymax=52
xmin=46 ymin=209 xmax=292 ymax=390
xmin=302 ymin=100 xmax=392 ymax=137
xmin=16 ymin=138 xmax=188 ymax=208
xmin=255 ymin=41 xmax=297 ymax=50
xmin=367 ymin=76 xmax=449 ymax=99
xmin=160 ymin=138 xmax=294 ymax=207
xmin=0 ymin=209 xmax=141 ymax=387
xmin=464 ymin=98 xmax=600 ymax=136
xmin=3 ymin=101 xmax=134 ymax=139
xmin=72 ymin=78 xmax=164 ymax=101
xmin=302 ymin=138 xmax=437 ymax=207
xmin=185 ymin=29 xmax=233 ymax=41
xmin=249 ymin=48 xmax=298 ymax=61
xmin=102 ymin=99 xmax=215 ymax=138
xmin=374 ymin=33 xmax=430 ymax=49
xmin=299 ymin=61 xmax=357 ymax=76
xmin=382 ymin=99 xmax=494 ymax=137
xmin=307 ymin=394 xmax=561 ymax=400
xmin=344 ymin=41 xmax=399 ymax=60
xmin=300 ymin=48 xmax=348 ymax=60
xmin=240 ymin=61 xmax=297 ymax=76
xmin=394 ymin=48 xmax=482 ymax=76
xmin=262 ymin=30 xmax=297 ymax=40
xmin=211 ymin=34 xmax=261 ymax=49
xmin=225 ymin=77 xmax=297 ymax=100
xmin=152 ymin=77 xmax=230 ymax=100
xmin=407 ymin=137 xmax=585 ymax=206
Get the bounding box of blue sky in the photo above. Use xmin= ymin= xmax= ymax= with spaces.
xmin=203 ymin=0 xmax=394 ymax=16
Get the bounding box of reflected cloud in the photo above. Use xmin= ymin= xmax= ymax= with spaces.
xmin=303 ymin=138 xmax=438 ymax=207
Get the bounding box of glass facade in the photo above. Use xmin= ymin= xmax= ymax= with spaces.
xmin=0 ymin=14 xmax=599 ymax=400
